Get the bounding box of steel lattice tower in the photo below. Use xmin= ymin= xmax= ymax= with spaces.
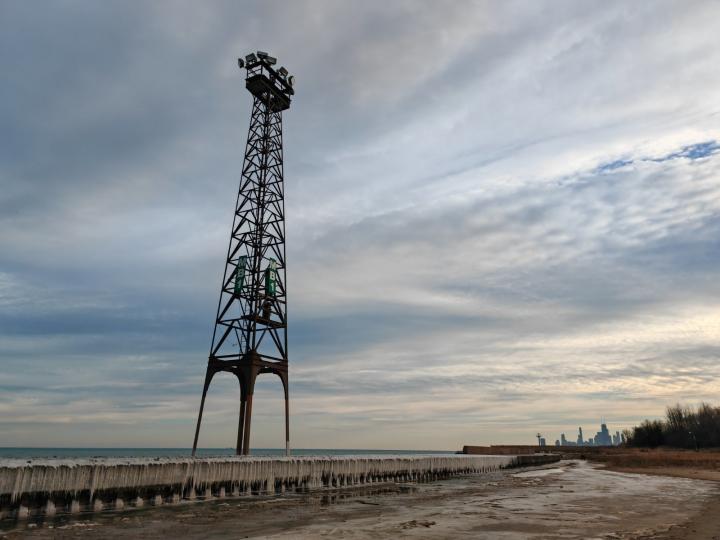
xmin=192 ymin=51 xmax=295 ymax=456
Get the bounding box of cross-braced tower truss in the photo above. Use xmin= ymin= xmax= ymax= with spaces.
xmin=192 ymin=51 xmax=295 ymax=456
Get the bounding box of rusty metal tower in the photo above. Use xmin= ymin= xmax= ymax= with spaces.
xmin=192 ymin=51 xmax=295 ymax=456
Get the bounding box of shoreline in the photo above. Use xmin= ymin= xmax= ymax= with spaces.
xmin=597 ymin=461 xmax=720 ymax=540
xmin=3 ymin=460 xmax=718 ymax=539
xmin=600 ymin=463 xmax=720 ymax=483
xmin=1 ymin=454 xmax=558 ymax=521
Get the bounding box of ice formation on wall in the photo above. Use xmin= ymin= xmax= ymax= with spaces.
xmin=0 ymin=454 xmax=535 ymax=519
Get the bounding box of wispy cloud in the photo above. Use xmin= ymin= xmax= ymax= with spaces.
xmin=1 ymin=0 xmax=719 ymax=449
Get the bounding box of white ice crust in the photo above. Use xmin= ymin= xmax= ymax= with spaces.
xmin=0 ymin=455 xmax=515 ymax=502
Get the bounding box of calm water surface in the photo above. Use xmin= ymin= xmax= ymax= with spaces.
xmin=0 ymin=448 xmax=454 ymax=459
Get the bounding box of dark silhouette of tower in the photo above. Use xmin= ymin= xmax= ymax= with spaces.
xmin=192 ymin=51 xmax=295 ymax=456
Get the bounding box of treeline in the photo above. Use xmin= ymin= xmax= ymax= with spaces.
xmin=625 ymin=403 xmax=720 ymax=449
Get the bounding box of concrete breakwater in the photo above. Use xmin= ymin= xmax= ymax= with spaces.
xmin=0 ymin=454 xmax=559 ymax=521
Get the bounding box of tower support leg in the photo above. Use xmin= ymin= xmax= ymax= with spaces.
xmin=282 ymin=374 xmax=290 ymax=456
xmin=242 ymin=392 xmax=254 ymax=455
xmin=242 ymin=368 xmax=257 ymax=456
xmin=237 ymin=380 xmax=247 ymax=456
xmin=192 ymin=369 xmax=214 ymax=457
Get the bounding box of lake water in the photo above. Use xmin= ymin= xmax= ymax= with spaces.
xmin=0 ymin=448 xmax=454 ymax=459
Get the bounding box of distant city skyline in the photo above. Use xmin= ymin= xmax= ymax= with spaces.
xmin=538 ymin=422 xmax=625 ymax=448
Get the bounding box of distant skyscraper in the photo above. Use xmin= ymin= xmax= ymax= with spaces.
xmin=555 ymin=422 xmax=617 ymax=448
xmin=595 ymin=423 xmax=612 ymax=446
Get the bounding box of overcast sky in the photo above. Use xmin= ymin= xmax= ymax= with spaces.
xmin=1 ymin=0 xmax=719 ymax=450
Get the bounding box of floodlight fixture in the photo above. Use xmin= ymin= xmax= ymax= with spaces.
xmin=265 ymin=55 xmax=277 ymax=65
xmin=278 ymin=66 xmax=288 ymax=78
xmin=287 ymin=75 xmax=295 ymax=87
xmin=245 ymin=53 xmax=257 ymax=63
xmin=257 ymin=51 xmax=269 ymax=59
xmin=237 ymin=58 xmax=245 ymax=69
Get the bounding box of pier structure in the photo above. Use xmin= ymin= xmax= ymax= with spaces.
xmin=192 ymin=51 xmax=295 ymax=456
xmin=0 ymin=454 xmax=560 ymax=521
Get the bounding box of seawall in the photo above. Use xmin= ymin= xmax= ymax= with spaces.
xmin=463 ymin=444 xmax=616 ymax=457
xmin=0 ymin=454 xmax=558 ymax=520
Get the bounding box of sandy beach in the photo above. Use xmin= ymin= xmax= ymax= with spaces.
xmin=2 ymin=460 xmax=719 ymax=539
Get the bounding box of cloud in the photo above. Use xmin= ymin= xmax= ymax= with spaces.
xmin=1 ymin=0 xmax=719 ymax=449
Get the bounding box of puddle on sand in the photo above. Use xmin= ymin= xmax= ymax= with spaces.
xmin=513 ymin=467 xmax=565 ymax=478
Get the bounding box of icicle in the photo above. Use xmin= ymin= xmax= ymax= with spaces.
xmin=1 ymin=454 xmax=531 ymax=515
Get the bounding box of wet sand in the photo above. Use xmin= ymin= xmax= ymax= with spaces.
xmin=598 ymin=464 xmax=720 ymax=540
xmin=602 ymin=465 xmax=720 ymax=483
xmin=2 ymin=460 xmax=719 ymax=539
